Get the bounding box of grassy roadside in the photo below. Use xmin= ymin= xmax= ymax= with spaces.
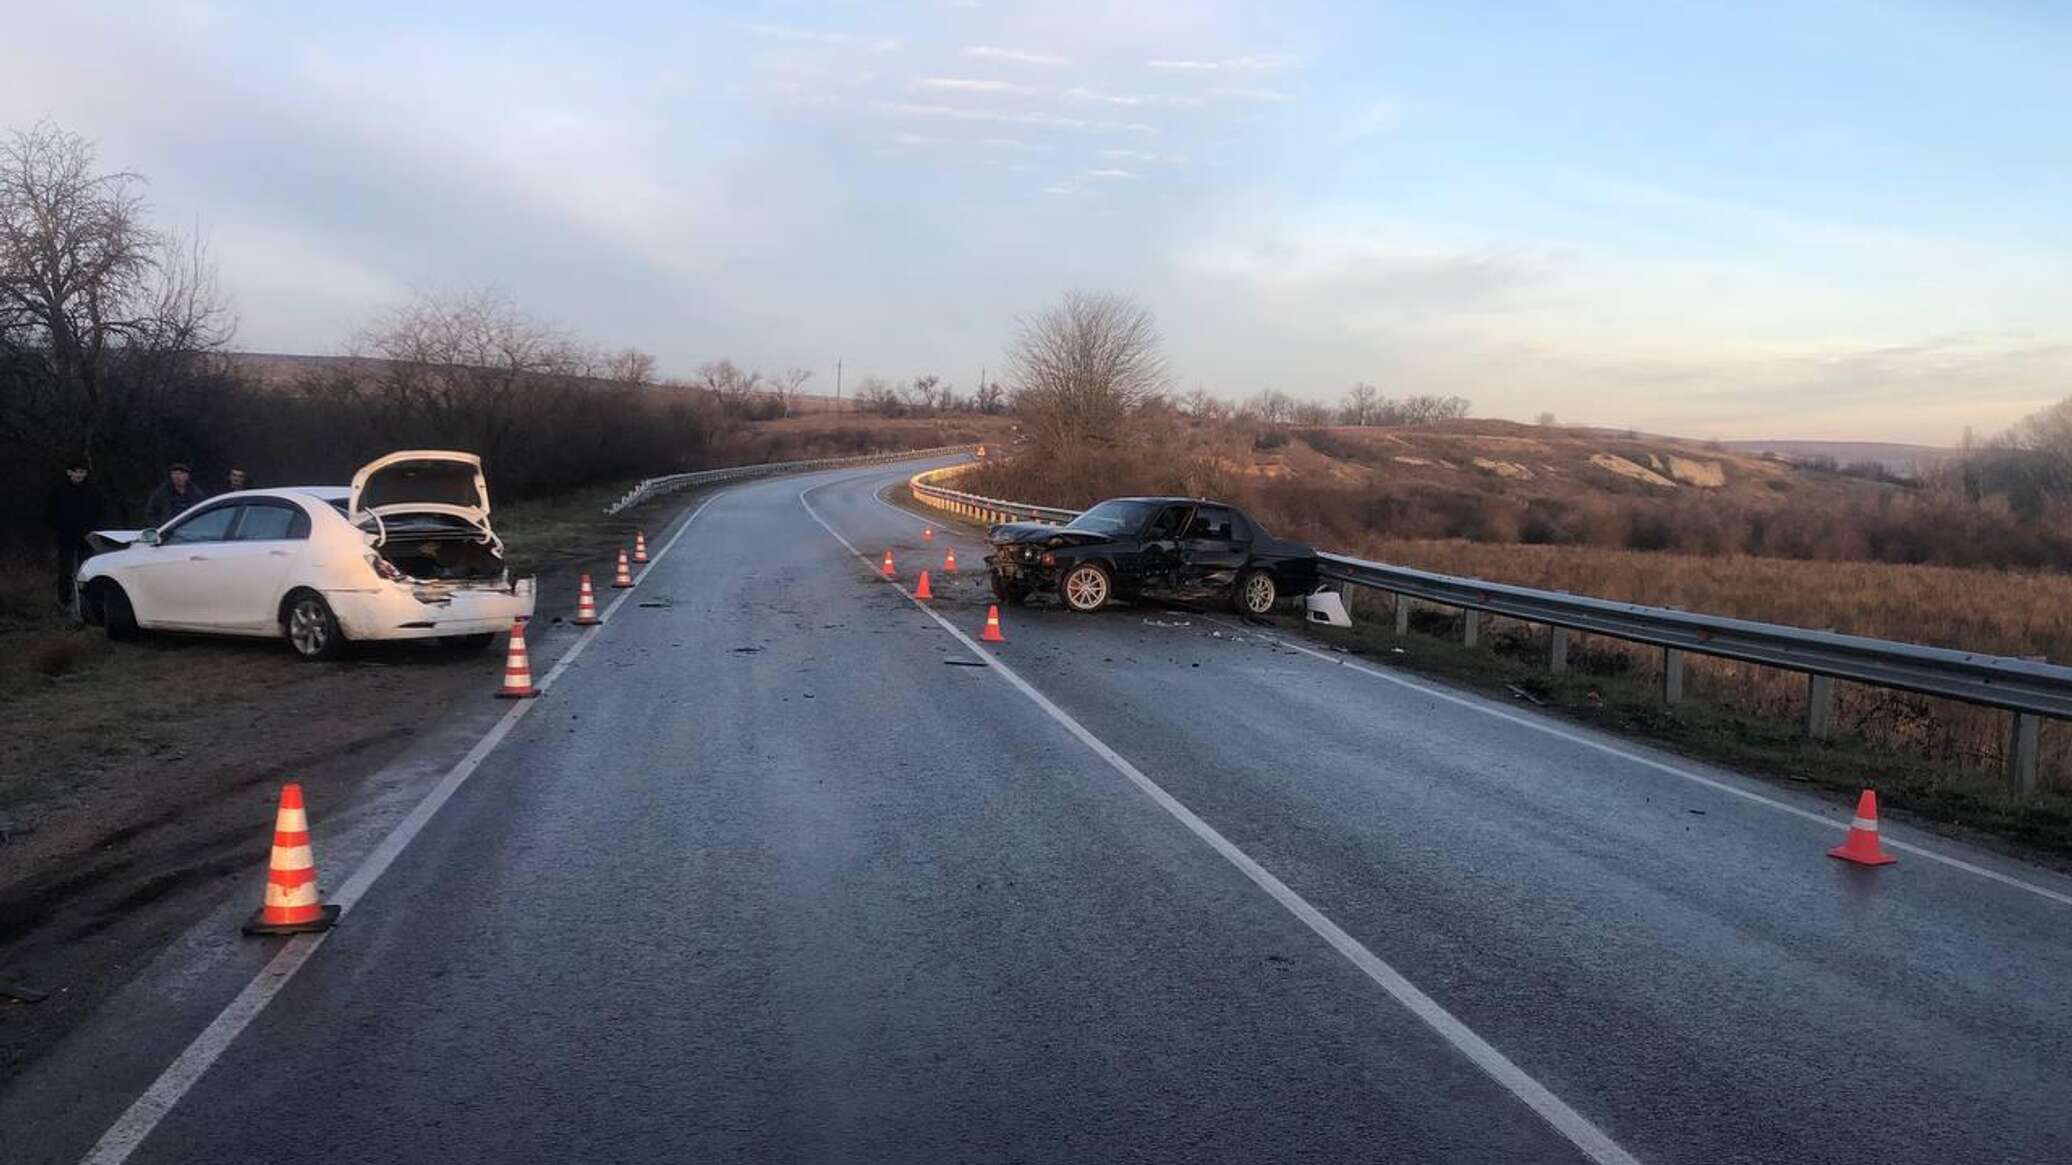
xmin=890 ymin=487 xmax=2072 ymax=867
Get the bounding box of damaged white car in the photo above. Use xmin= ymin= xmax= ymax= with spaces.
xmin=77 ymin=451 xmax=536 ymax=660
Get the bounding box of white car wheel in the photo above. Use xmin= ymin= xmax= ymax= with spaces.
xmin=285 ymin=592 xmax=345 ymax=661
xmin=1061 ymin=563 xmax=1111 ymax=613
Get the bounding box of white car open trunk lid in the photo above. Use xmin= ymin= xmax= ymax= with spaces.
xmin=349 ymin=450 xmax=493 ymax=539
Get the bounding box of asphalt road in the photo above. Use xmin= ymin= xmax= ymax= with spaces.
xmin=12 ymin=457 xmax=2072 ymax=1164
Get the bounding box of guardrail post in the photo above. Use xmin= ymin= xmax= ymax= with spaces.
xmin=1662 ymin=648 xmax=1684 ymax=705
xmin=1461 ymin=609 xmax=1479 ymax=649
xmin=1805 ymin=674 xmax=1834 ymax=740
xmin=1548 ymin=627 xmax=1568 ymax=674
xmin=2008 ymin=712 xmax=2041 ymax=794
xmin=1394 ymin=594 xmax=1410 ymax=636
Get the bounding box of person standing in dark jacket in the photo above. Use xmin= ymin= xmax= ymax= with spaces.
xmin=143 ymin=462 xmax=209 ymax=527
xmin=45 ymin=459 xmax=106 ymax=609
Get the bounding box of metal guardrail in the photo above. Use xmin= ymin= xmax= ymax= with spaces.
xmin=606 ymin=445 xmax=977 ymax=515
xmin=905 ymin=465 xmax=2064 ymax=791
xmin=907 ymin=463 xmax=1083 ymax=524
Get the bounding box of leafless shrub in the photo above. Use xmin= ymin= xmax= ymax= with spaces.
xmin=1005 ymin=291 xmax=1169 ymax=453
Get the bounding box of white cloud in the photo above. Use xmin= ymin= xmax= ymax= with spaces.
xmin=914 ymin=77 xmax=1041 ymax=95
xmin=1083 ymin=168 xmax=1141 ymax=180
xmin=1099 ymin=148 xmax=1186 ymax=163
xmin=1214 ymin=87 xmax=1295 ymax=103
xmin=741 ymin=23 xmax=902 ymax=53
xmin=1064 ymin=87 xmax=1204 ymax=108
xmin=961 ymin=45 xmax=1070 ymax=66
xmin=874 ymin=101 xmax=1153 ymax=133
xmin=1146 ymin=53 xmax=1295 ymax=72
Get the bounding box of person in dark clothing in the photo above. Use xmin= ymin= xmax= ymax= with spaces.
xmin=224 ymin=465 xmax=252 ymax=492
xmin=45 ymin=459 xmax=106 ymax=609
xmin=143 ymin=462 xmax=210 ymax=527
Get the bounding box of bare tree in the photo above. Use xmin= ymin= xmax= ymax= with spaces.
xmin=905 ymin=373 xmax=946 ymax=412
xmin=352 ymin=288 xmax=589 ymax=470
xmin=1244 ymin=388 xmax=1294 ymax=424
xmin=856 ymin=375 xmax=903 ymax=417
xmin=1536 ymin=411 xmax=1558 ymax=427
xmin=1340 ymin=382 xmax=1379 ymax=425
xmin=605 ymin=348 xmax=658 ymax=387
xmin=1005 ymin=291 xmax=1170 ymax=452
xmin=974 ymin=377 xmax=1006 ymax=415
xmin=1291 ymin=399 xmax=1335 ymax=426
xmin=694 ymin=359 xmax=764 ymax=413
xmin=0 ymin=120 xmax=233 ymax=476
xmin=769 ymin=367 xmax=812 ymax=417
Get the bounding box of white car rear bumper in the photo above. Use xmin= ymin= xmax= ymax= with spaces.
xmin=325 ymin=577 xmax=536 ymax=640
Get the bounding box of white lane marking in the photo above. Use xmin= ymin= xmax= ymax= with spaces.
xmin=1205 ymin=615 xmax=2072 ymax=911
xmin=78 ymin=489 xmax=727 ymax=1165
xmin=799 ymin=482 xmax=1641 ymax=1165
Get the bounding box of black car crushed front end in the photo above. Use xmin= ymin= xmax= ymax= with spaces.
xmin=984 ymin=521 xmax=1095 ymax=603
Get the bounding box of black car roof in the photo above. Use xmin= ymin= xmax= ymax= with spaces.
xmin=1106 ymin=496 xmax=1229 ymax=505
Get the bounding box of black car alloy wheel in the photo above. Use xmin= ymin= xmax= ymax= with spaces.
xmin=1061 ymin=563 xmax=1111 ymax=612
xmin=1236 ymin=569 xmax=1277 ymax=615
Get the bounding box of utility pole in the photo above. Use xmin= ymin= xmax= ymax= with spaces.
xmin=835 ymin=359 xmax=842 ymax=413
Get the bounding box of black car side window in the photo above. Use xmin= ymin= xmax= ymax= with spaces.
xmin=1186 ymin=506 xmax=1234 ymax=541
xmin=1145 ymin=506 xmax=1191 ymax=541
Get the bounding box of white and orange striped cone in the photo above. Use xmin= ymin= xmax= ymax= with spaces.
xmin=572 ymin=573 xmax=600 ymax=626
xmin=923 ymin=527 xmax=934 ymax=542
xmin=1828 ymin=789 xmax=1897 ymax=866
xmin=915 ymin=569 xmax=934 ymax=600
xmin=496 ymin=620 xmax=539 ymax=698
xmin=243 ymin=783 xmax=340 ymax=935
xmin=633 ymin=531 xmax=649 ymax=564
xmin=612 ymin=548 xmax=634 ymax=589
xmin=944 ymin=548 xmax=959 ymax=574
xmin=980 ymin=604 xmax=1006 ymax=643
xmin=881 ymin=550 xmax=896 ymax=578
xmin=976 ymin=444 xmax=987 ymax=459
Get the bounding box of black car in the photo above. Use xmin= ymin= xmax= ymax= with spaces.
xmin=987 ymin=497 xmax=1318 ymax=615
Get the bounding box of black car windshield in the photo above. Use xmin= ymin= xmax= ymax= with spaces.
xmin=1066 ymin=500 xmax=1160 ymax=535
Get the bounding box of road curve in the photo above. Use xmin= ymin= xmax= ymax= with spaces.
xmin=17 ymin=456 xmax=2072 ymax=1164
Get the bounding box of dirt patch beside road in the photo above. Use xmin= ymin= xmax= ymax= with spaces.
xmin=0 ymin=479 xmax=698 ymax=1076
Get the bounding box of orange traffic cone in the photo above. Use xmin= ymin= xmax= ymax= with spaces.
xmin=612 ymin=548 xmax=634 ymax=588
xmin=633 ymin=531 xmax=649 ymax=563
xmin=496 ymin=621 xmax=539 ymax=698
xmin=881 ymin=550 xmax=896 ymax=578
xmin=980 ymin=604 xmax=1006 ymax=643
xmin=944 ymin=548 xmax=959 ymax=573
xmin=572 ymin=574 xmax=600 ymax=626
xmin=976 ymin=444 xmax=987 ymax=458
xmin=915 ymin=569 xmax=934 ymax=600
xmin=1828 ymin=789 xmax=1897 ymax=866
xmin=923 ymin=527 xmax=935 ymax=542
xmin=243 ymin=783 xmax=340 ymax=935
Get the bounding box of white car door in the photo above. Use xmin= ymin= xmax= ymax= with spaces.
xmin=136 ymin=502 xmax=243 ymax=628
xmin=213 ymin=499 xmax=305 ymax=632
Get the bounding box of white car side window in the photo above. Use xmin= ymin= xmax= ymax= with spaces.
xmin=161 ymin=505 xmax=240 ymax=545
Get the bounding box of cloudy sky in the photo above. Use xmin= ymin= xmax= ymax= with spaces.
xmin=4 ymin=1 xmax=2068 ymax=443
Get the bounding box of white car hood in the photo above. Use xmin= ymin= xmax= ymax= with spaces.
xmin=349 ymin=450 xmax=492 ymax=530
